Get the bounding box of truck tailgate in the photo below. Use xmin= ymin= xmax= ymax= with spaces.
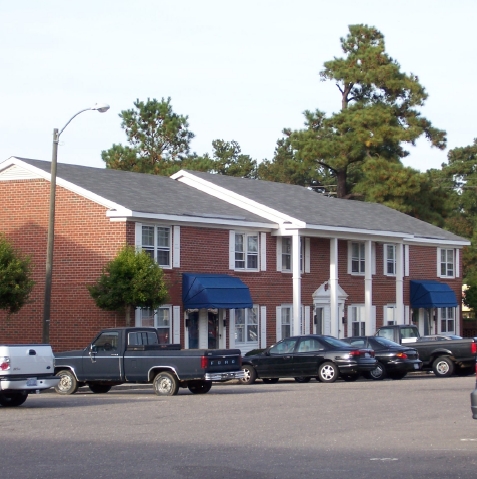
xmin=0 ymin=345 xmax=55 ymax=377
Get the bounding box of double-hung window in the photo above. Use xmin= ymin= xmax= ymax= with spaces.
xmin=439 ymin=249 xmax=454 ymax=278
xmin=384 ymin=244 xmax=396 ymax=276
xmin=235 ymin=307 xmax=259 ymax=344
xmin=351 ymin=242 xmax=365 ymax=274
xmin=235 ymin=232 xmax=258 ymax=270
xmin=350 ymin=305 xmax=365 ymax=336
xmin=281 ymin=306 xmax=291 ymax=339
xmin=282 ymin=238 xmax=292 ymax=271
xmin=141 ymin=225 xmax=171 ymax=267
xmin=137 ymin=306 xmax=171 ymax=344
xmin=385 ymin=305 xmax=396 ymax=325
xmin=440 ymin=307 xmax=455 ymax=333
xmin=279 ymin=237 xmax=309 ymax=273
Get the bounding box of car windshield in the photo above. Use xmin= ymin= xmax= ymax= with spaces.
xmin=373 ymin=337 xmax=401 ymax=347
xmin=319 ymin=336 xmax=353 ymax=349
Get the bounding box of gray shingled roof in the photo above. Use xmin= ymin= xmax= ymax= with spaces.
xmin=182 ymin=170 xmax=466 ymax=242
xmin=14 ymin=158 xmax=273 ymax=225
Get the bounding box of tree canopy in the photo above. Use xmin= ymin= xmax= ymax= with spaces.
xmin=88 ymin=246 xmax=169 ymax=326
xmin=0 ymin=235 xmax=34 ymax=314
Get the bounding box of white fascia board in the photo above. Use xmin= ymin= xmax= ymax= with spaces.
xmin=107 ymin=209 xmax=276 ymax=229
xmin=403 ymin=237 xmax=470 ymax=247
xmin=6 ymin=157 xmax=124 ymax=211
xmin=171 ymin=170 xmax=305 ymax=228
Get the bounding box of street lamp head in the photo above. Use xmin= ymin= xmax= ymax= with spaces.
xmin=91 ymin=103 xmax=110 ymax=113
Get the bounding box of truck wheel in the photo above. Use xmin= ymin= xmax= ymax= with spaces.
xmin=432 ymin=357 xmax=455 ymax=377
xmin=88 ymin=384 xmax=112 ymax=394
xmin=153 ymin=372 xmax=179 ymax=396
xmin=0 ymin=391 xmax=28 ymax=407
xmin=369 ymin=362 xmax=387 ymax=380
xmin=317 ymin=362 xmax=338 ymax=383
xmin=55 ymin=370 xmax=79 ymax=395
xmin=239 ymin=365 xmax=257 ymax=385
xmin=188 ymin=381 xmax=212 ymax=394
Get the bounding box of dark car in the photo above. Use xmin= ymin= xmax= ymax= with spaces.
xmin=341 ymin=336 xmax=422 ymax=380
xmin=240 ymin=335 xmax=376 ymax=384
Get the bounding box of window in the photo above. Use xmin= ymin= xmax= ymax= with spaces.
xmin=235 ymin=307 xmax=259 ymax=344
xmin=92 ymin=331 xmax=119 ymax=352
xmin=269 ymin=338 xmax=297 ymax=354
xmin=384 ymin=244 xmax=396 ymax=276
xmin=281 ymin=306 xmax=291 ymax=339
xmin=279 ymin=237 xmax=307 ymax=273
xmin=441 ymin=307 xmax=455 ymax=333
xmin=282 ymin=238 xmax=291 ymax=271
xmin=439 ymin=249 xmax=454 ymax=277
xmin=351 ymin=242 xmax=365 ymax=274
xmin=141 ymin=225 xmax=171 ymax=267
xmin=350 ymin=305 xmax=365 ymax=336
xmin=385 ymin=305 xmax=396 ymax=325
xmin=128 ymin=331 xmax=159 ymax=346
xmin=138 ymin=306 xmax=171 ymax=344
xmin=235 ymin=233 xmax=259 ymax=270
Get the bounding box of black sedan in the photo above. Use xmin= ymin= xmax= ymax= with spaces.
xmin=240 ymin=335 xmax=377 ymax=384
xmin=341 ymin=336 xmax=422 ymax=380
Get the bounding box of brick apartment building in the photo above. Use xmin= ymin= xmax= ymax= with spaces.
xmin=0 ymin=157 xmax=470 ymax=353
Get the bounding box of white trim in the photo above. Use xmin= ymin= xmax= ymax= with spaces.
xmin=304 ymin=238 xmax=311 ymax=273
xmin=135 ymin=222 xmax=142 ymax=250
xmin=260 ymin=306 xmax=267 ymax=348
xmin=456 ymin=248 xmax=460 ymax=278
xmin=304 ymin=306 xmax=310 ymax=334
xmin=229 ymin=230 xmax=235 ymax=270
xmin=173 ymin=306 xmax=180 ymax=343
xmin=260 ymin=232 xmax=267 ymax=271
xmin=229 ymin=310 xmax=236 ymax=349
xmin=173 ymin=226 xmax=180 ymax=268
xmin=276 ymin=306 xmax=282 ymax=342
xmin=404 ymin=245 xmax=409 ymax=277
xmin=276 ymin=236 xmax=282 ymax=271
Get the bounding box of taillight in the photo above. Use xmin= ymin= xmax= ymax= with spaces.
xmin=396 ymin=352 xmax=408 ymax=360
xmin=472 ymin=342 xmax=477 ymax=355
xmin=0 ymin=356 xmax=10 ymax=371
xmin=201 ymin=356 xmax=208 ymax=369
xmin=349 ymin=350 xmax=360 ymax=358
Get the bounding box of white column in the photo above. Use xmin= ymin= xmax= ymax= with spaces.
xmin=395 ymin=243 xmax=404 ymax=325
xmin=330 ymin=238 xmax=339 ymax=338
xmin=292 ymin=230 xmax=301 ymax=336
xmin=365 ymin=240 xmax=373 ymax=334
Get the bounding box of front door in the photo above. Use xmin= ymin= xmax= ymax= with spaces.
xmin=208 ymin=312 xmax=218 ymax=349
xmin=81 ymin=330 xmax=121 ymax=381
xmin=188 ymin=312 xmax=199 ymax=349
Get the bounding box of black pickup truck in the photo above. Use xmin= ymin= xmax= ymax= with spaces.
xmin=375 ymin=324 xmax=477 ymax=377
xmin=54 ymin=327 xmax=243 ymax=396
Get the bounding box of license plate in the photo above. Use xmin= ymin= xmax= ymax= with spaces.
xmin=413 ymin=364 xmax=420 ymax=370
xmin=26 ymin=378 xmax=37 ymax=386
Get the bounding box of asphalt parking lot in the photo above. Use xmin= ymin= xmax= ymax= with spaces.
xmin=1 ymin=374 xmax=476 ymax=479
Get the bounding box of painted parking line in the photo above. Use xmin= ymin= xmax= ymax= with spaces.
xmin=370 ymin=458 xmax=398 ymax=461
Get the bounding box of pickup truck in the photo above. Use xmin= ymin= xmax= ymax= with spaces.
xmin=54 ymin=327 xmax=244 ymax=396
xmin=0 ymin=344 xmax=60 ymax=407
xmin=375 ymin=324 xmax=477 ymax=378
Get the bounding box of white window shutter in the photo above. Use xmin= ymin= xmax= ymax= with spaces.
xmin=260 ymin=232 xmax=267 ymax=271
xmin=229 ymin=310 xmax=236 ymax=349
xmin=260 ymin=306 xmax=267 ymax=348
xmin=405 ymin=305 xmax=410 ymax=325
xmin=456 ymin=249 xmax=460 ymax=278
xmin=347 ymin=241 xmax=352 ymax=274
xmin=229 ymin=230 xmax=235 ymax=270
xmin=404 ymin=245 xmax=409 ymax=277
xmin=172 ymin=226 xmax=180 ymax=268
xmin=304 ymin=306 xmax=310 ymax=334
xmin=347 ymin=305 xmax=352 ymax=337
xmin=436 ymin=248 xmax=441 ymax=277
xmin=135 ymin=223 xmax=142 ymax=251
xmin=276 ymin=306 xmax=282 ymax=342
xmin=305 ymin=238 xmax=310 ymax=273
xmin=135 ymin=307 xmax=141 ymax=326
xmin=173 ymin=306 xmax=180 ymax=344
xmin=372 ymin=242 xmax=376 ymax=275
xmin=276 ymin=237 xmax=282 ymax=271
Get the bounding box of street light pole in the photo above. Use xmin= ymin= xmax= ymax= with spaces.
xmin=42 ymin=103 xmax=110 ymax=344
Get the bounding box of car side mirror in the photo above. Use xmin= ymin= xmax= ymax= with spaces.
xmin=90 ymin=345 xmax=97 ymax=354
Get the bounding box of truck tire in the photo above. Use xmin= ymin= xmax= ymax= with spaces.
xmin=153 ymin=372 xmax=179 ymax=396
xmin=188 ymin=380 xmax=212 ymax=394
xmin=239 ymin=365 xmax=257 ymax=385
xmin=88 ymin=384 xmax=112 ymax=394
xmin=432 ymin=357 xmax=455 ymax=377
xmin=369 ymin=362 xmax=387 ymax=380
xmin=0 ymin=391 xmax=28 ymax=407
xmin=55 ymin=370 xmax=79 ymax=395
xmin=317 ymin=362 xmax=339 ymax=383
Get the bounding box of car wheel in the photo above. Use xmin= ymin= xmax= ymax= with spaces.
xmin=0 ymin=391 xmax=28 ymax=407
xmin=240 ymin=365 xmax=257 ymax=385
xmin=188 ymin=380 xmax=212 ymax=394
xmin=88 ymin=383 xmax=112 ymax=394
xmin=153 ymin=372 xmax=179 ymax=396
xmin=55 ymin=370 xmax=79 ymax=395
xmin=369 ymin=362 xmax=387 ymax=381
xmin=317 ymin=362 xmax=339 ymax=383
xmin=262 ymin=378 xmax=279 ymax=384
xmin=388 ymin=371 xmax=407 ymax=380
xmin=294 ymin=377 xmax=311 ymax=383
xmin=341 ymin=373 xmax=359 ymax=382
xmin=432 ymin=357 xmax=454 ymax=377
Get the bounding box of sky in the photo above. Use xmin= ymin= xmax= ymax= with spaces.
xmin=1 ymin=1 xmax=476 ymax=173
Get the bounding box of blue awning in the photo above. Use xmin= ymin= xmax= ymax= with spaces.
xmin=182 ymin=273 xmax=253 ymax=310
xmin=410 ymin=280 xmax=458 ymax=308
